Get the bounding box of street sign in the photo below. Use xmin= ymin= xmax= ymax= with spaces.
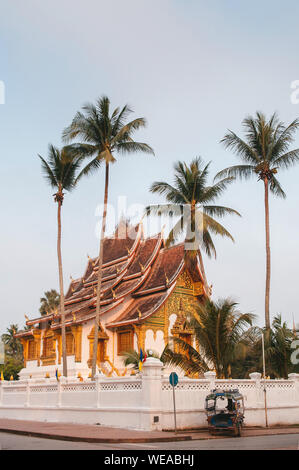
xmin=169 ymin=372 xmax=178 ymax=387
xmin=169 ymin=372 xmax=179 ymax=433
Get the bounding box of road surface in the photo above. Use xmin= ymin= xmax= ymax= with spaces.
xmin=0 ymin=432 xmax=298 ymax=450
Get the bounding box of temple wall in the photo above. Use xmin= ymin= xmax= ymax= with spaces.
xmin=1 ymin=359 xmax=299 ymax=431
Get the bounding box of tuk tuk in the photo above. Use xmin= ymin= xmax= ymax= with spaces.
xmin=205 ymin=389 xmax=245 ymax=436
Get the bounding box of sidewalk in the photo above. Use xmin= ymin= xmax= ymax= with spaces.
xmin=0 ymin=419 xmax=191 ymax=443
xmin=0 ymin=419 xmax=298 ymax=443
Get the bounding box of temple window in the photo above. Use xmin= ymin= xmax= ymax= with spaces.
xmin=117 ymin=330 xmax=133 ymax=355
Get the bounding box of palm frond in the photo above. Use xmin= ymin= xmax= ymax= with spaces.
xmin=214 ymin=165 xmax=255 ymax=182
xmin=269 ymin=176 xmax=286 ymax=198
xmin=203 ymin=205 xmax=241 ymax=218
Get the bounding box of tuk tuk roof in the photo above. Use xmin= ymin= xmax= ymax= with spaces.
xmin=205 ymin=389 xmax=243 ymax=401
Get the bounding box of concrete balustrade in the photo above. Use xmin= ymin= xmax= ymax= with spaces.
xmin=0 ymin=359 xmax=298 ymax=431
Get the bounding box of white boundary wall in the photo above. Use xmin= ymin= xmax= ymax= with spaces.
xmin=0 ymin=358 xmax=299 ymax=431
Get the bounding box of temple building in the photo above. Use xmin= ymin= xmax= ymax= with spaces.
xmin=16 ymin=223 xmax=206 ymax=379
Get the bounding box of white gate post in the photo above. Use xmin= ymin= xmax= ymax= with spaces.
xmin=0 ymin=381 xmax=3 ymax=406
xmin=57 ymin=379 xmax=62 ymax=408
xmin=288 ymin=373 xmax=299 ymax=404
xmin=95 ymin=374 xmax=101 ymax=408
xmin=204 ymin=371 xmax=216 ymax=391
xmin=25 ymin=379 xmax=31 ymax=407
xmin=249 ymin=372 xmax=263 ymax=407
xmin=141 ymin=357 xmax=163 ymax=431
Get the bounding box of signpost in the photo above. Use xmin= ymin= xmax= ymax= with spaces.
xmin=169 ymin=372 xmax=179 ymax=434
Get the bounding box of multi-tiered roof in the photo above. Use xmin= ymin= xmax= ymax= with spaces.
xmin=16 ymin=222 xmax=205 ymax=338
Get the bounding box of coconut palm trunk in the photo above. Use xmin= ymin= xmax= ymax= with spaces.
xmin=91 ymin=162 xmax=109 ymax=378
xmin=197 ymin=248 xmax=209 ymax=297
xmin=264 ymin=177 xmax=271 ymax=329
xmin=189 ymin=203 xmax=210 ymax=297
xmin=57 ymin=188 xmax=67 ymax=377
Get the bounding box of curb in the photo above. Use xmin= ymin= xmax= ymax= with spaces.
xmin=0 ymin=427 xmax=192 ymax=444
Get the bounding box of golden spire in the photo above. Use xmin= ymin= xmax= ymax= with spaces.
xmin=24 ymin=314 xmax=29 ymax=322
xmin=111 ymin=288 xmax=116 ymax=299
xmin=72 ymin=313 xmax=76 ymax=322
xmin=137 ymin=308 xmax=142 ymax=319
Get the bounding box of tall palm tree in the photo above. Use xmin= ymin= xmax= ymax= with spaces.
xmin=62 ymin=96 xmax=154 ymax=378
xmin=39 ymin=289 xmax=60 ymax=316
xmin=215 ymin=112 xmax=299 ymax=328
xmin=147 ymin=158 xmax=240 ymax=295
xmin=39 ymin=145 xmax=83 ymax=377
xmin=161 ymin=299 xmax=254 ymax=378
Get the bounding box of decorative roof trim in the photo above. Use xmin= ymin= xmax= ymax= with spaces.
xmin=107 ymin=284 xmax=176 ymax=328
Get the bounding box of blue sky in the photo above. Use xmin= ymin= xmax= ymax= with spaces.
xmin=0 ymin=0 xmax=299 ymax=334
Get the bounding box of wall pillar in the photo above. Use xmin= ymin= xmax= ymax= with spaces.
xmin=249 ymin=372 xmax=263 ymax=407
xmin=95 ymin=374 xmax=101 ymax=408
xmin=141 ymin=357 xmax=163 ymax=431
xmin=288 ymin=373 xmax=299 ymax=403
xmin=0 ymin=381 xmax=4 ymax=406
xmin=204 ymin=371 xmax=216 ymax=390
xmin=25 ymin=379 xmax=31 ymax=407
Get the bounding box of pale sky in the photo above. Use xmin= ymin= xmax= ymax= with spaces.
xmin=0 ymin=0 xmax=299 ymax=334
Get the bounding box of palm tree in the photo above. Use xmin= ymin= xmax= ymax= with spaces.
xmin=62 ymin=96 xmax=154 ymax=378
xmin=38 ymin=145 xmax=83 ymax=377
xmin=147 ymin=158 xmax=240 ymax=295
xmin=215 ymin=112 xmax=299 ymax=328
xmin=39 ymin=289 xmax=60 ymax=316
xmin=2 ymin=325 xmax=23 ymax=359
xmin=259 ymin=315 xmax=294 ymax=378
xmin=161 ymin=299 xmax=255 ymax=378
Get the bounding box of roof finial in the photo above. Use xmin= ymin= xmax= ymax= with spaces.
xmin=164 ymin=268 xmax=169 ymax=287
xmin=138 ymin=261 xmax=145 ymax=273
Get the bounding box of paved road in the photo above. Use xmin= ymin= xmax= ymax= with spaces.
xmin=0 ymin=432 xmax=298 ymax=450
